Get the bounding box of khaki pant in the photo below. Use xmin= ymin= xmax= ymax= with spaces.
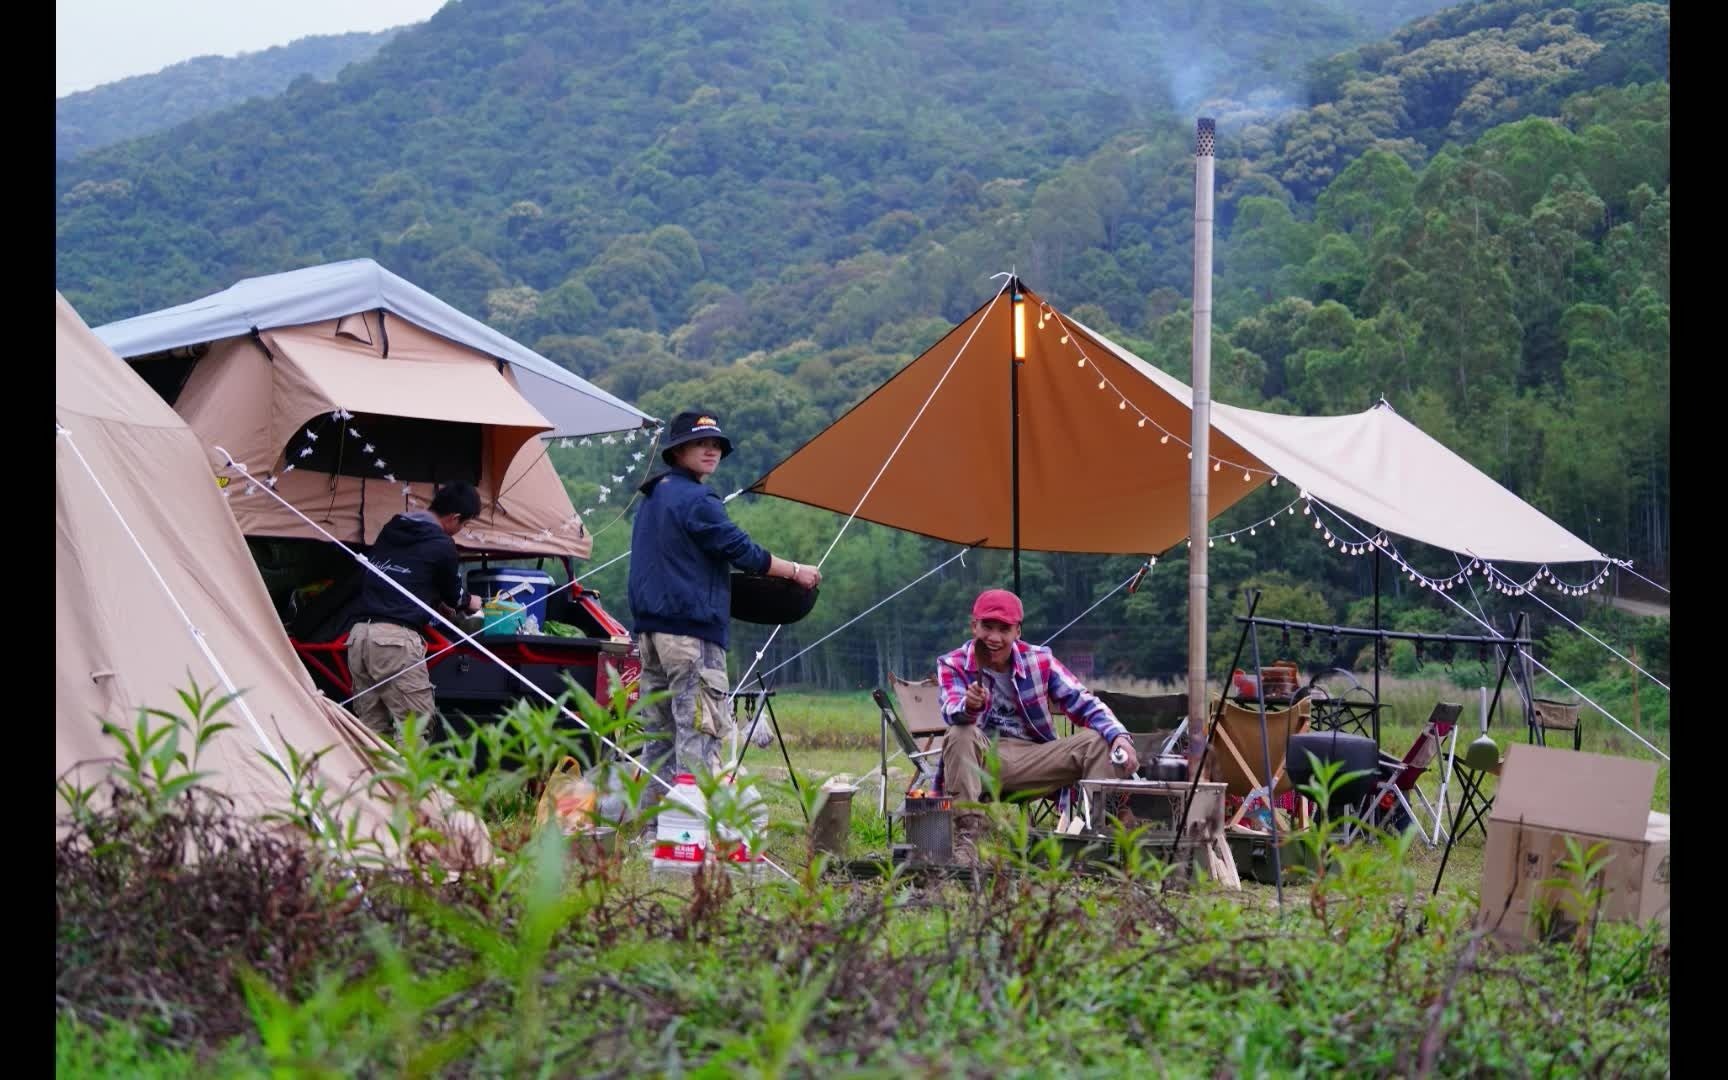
xmin=942 ymin=722 xmax=1120 ymax=819
xmin=636 ymin=632 xmax=732 ymax=801
xmin=347 ymin=621 xmax=435 ymax=738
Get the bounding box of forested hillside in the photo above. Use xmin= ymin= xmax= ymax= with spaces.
xmin=54 ymin=0 xmax=1668 ymax=698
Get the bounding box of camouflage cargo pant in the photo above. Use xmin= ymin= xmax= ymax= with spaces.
xmin=636 ymin=632 xmax=733 ymax=802
xmin=347 ymin=620 xmax=435 ymax=738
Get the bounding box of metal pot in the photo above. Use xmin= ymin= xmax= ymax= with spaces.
xmin=1144 ymin=755 xmax=1189 ymax=781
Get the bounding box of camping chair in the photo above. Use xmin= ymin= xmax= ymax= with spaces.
xmin=889 ymin=673 xmax=949 ymax=755
xmin=1210 ymin=695 xmax=1314 ymax=830
xmin=875 ymin=673 xmax=1064 ymax=830
xmin=1094 ymin=689 xmax=1189 ymax=760
xmin=1441 ymin=755 xmax=1498 ymax=842
xmin=1354 ymin=703 xmax=1463 ymax=847
xmin=1530 ymin=698 xmax=1583 ymax=751
xmin=870 ymin=685 xmax=943 ymax=817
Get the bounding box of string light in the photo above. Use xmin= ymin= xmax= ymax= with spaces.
xmin=1036 ymin=300 xmax=1277 ymax=482
xmin=1197 ymin=495 xmax=1306 ymax=546
xmin=1302 ymin=497 xmax=1618 ymax=598
xmin=231 ymin=408 xmax=654 ymax=547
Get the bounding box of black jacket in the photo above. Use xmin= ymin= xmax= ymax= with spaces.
xmin=628 ymin=468 xmax=770 ymax=649
xmin=351 ymin=511 xmax=464 ymax=629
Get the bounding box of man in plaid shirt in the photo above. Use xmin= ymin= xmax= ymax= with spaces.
xmin=937 ymin=588 xmax=1137 ymax=861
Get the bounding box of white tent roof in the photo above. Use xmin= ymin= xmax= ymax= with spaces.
xmin=91 ymin=258 xmax=655 ymax=439
xmin=1076 ymin=318 xmax=1606 ymax=565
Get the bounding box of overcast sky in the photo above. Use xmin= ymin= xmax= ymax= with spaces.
xmin=56 ymin=0 xmax=450 ymax=97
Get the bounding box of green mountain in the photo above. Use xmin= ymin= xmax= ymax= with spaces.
xmin=56 ymin=0 xmax=1460 ymax=325
xmin=53 ymin=0 xmax=1669 ymax=691
xmin=56 ymin=29 xmax=404 ymax=160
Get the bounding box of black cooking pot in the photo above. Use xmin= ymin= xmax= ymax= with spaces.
xmin=730 ymin=572 xmax=820 ymax=625
xmin=1142 ymin=754 xmax=1189 ymax=781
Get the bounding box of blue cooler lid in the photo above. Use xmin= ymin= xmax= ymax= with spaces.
xmin=467 ymin=566 xmax=556 ymax=599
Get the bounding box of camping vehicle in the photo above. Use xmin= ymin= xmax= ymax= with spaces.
xmin=91 ymin=260 xmax=654 ymax=739
xmin=263 ymin=538 xmax=641 ymax=730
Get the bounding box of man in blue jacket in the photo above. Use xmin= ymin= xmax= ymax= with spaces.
xmin=628 ymin=410 xmax=820 ymax=791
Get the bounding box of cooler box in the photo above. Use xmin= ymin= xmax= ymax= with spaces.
xmin=467 ymin=567 xmax=556 ymax=620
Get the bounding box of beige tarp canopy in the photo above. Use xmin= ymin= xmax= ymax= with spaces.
xmin=750 ymin=282 xmax=1604 ymax=565
xmin=56 ymin=294 xmax=411 ymax=841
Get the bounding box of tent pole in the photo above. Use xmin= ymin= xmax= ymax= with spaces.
xmin=1373 ymin=543 xmax=1381 ymax=744
xmin=1249 ymin=602 xmax=1284 ymax=908
xmin=1011 ymin=278 xmax=1023 ymax=595
xmin=1186 ymin=118 xmax=1216 ymax=778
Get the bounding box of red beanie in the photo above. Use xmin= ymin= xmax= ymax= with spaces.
xmin=972 ymin=588 xmax=1024 ymax=625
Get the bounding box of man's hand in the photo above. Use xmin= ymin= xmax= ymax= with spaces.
xmin=963 ymin=680 xmax=990 ymax=716
xmin=1109 ymin=734 xmax=1139 ymax=775
xmin=466 ymin=594 xmax=483 ymax=614
xmin=792 ymin=562 xmax=821 ymax=589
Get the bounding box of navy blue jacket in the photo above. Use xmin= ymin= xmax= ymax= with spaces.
xmin=352 ymin=511 xmax=464 ymax=628
xmin=628 ymin=467 xmax=771 ymax=649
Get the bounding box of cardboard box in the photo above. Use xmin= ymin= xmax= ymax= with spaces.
xmin=1478 ymin=743 xmax=1669 ymax=945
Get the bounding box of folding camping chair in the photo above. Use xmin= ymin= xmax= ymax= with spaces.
xmin=1530 ymin=698 xmax=1583 ymax=751
xmin=874 ymin=672 xmax=1063 ymax=829
xmin=869 ymin=683 xmax=944 ymax=817
xmin=1211 ymin=695 xmax=1314 ymax=830
xmin=1354 ymin=702 xmax=1463 ymax=847
xmin=1094 ymin=689 xmax=1189 ymax=760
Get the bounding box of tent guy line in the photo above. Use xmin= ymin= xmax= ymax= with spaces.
xmin=1310 ymin=494 xmax=1668 ymax=762
xmin=56 ymin=423 xmax=293 ymax=783
xmin=337 ymin=548 xmax=634 ymax=710
xmin=724 ymin=280 xmax=1012 ymax=733
xmin=1475 ymin=560 xmax=1668 ymax=692
xmin=217 ymin=447 xmax=800 ymax=884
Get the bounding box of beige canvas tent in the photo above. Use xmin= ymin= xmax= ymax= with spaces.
xmin=56 ymin=292 xmax=458 ymax=853
xmin=749 ymin=281 xmax=1607 ymax=567
xmin=94 ymin=260 xmax=659 ymax=559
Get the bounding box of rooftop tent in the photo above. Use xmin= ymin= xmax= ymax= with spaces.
xmin=92 ymin=258 xmax=652 ymax=439
xmin=748 ymin=280 xmax=1603 ymax=566
xmin=55 ymin=293 xmax=419 ymax=844
xmin=92 ymin=262 xmax=654 ymax=557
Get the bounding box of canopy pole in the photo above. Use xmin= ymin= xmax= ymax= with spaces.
xmin=1011 ymin=278 xmax=1025 ymax=595
xmin=1373 ymin=543 xmax=1382 ymax=742
xmin=1187 ymin=118 xmax=1216 ymax=777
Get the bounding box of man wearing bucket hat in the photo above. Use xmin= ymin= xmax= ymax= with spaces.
xmin=628 ymin=409 xmax=820 ymax=800
xmin=347 ymin=481 xmax=486 ymax=738
xmin=936 ymin=588 xmax=1136 ymax=863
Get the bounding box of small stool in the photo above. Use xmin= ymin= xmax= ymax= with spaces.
xmin=1446 ymin=755 xmax=1500 ymax=841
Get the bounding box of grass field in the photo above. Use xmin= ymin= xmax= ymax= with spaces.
xmin=710 ymin=677 xmax=1666 ymax=911
xmin=56 ymin=676 xmax=1670 ymax=1075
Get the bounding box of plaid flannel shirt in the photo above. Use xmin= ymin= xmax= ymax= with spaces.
xmin=936 ymin=639 xmax=1126 ymax=745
